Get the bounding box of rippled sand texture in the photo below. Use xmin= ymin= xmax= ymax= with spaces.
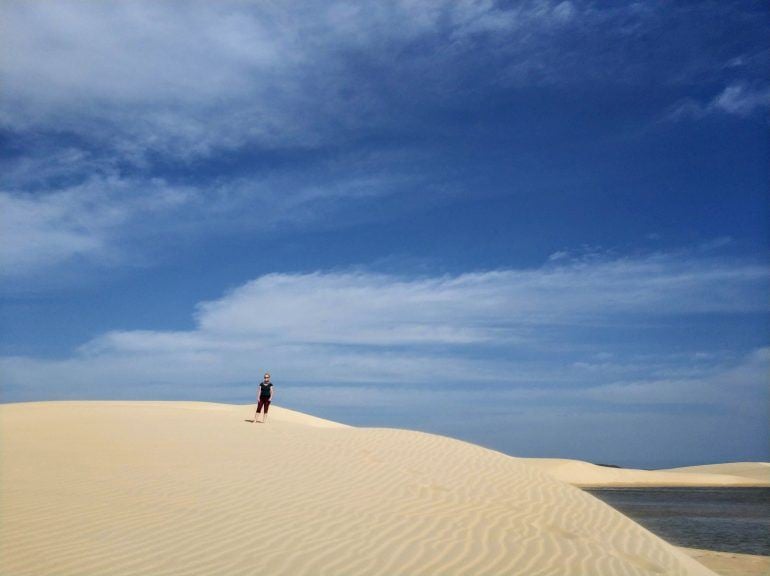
xmin=1 ymin=402 xmax=715 ymax=575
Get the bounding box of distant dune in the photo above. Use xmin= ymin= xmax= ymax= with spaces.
xmin=524 ymin=458 xmax=770 ymax=487
xmin=679 ymin=548 xmax=770 ymax=576
xmin=664 ymin=462 xmax=770 ymax=484
xmin=1 ymin=401 xmax=718 ymax=575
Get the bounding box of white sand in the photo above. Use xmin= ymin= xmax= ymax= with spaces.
xmin=525 ymin=459 xmax=770 ymax=487
xmin=665 ymin=463 xmax=770 ymax=484
xmin=679 ymin=548 xmax=770 ymax=576
xmin=1 ymin=401 xmax=718 ymax=575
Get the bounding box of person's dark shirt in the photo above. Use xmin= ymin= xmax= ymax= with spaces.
xmin=259 ymin=382 xmax=273 ymax=399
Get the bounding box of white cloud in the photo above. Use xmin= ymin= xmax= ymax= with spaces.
xmin=712 ymin=83 xmax=770 ymax=116
xmin=2 ymin=250 xmax=767 ymax=398
xmin=0 ymin=152 xmax=430 ymax=278
xmin=4 ymin=1 xmax=761 ymax=281
xmin=668 ymin=82 xmax=770 ymax=121
xmin=3 ymin=1 xmax=762 ymax=169
xmin=0 ymin=0 xmax=589 ymax=159
xmin=193 ymin=254 xmax=768 ymax=348
xmin=583 ymin=347 xmax=769 ymax=414
xmin=0 ymin=176 xmax=195 ymax=276
xmin=7 ymin=0 xmax=711 ymax=163
xmin=548 ymin=250 xmax=569 ymax=261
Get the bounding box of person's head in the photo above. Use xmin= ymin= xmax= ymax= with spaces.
xmin=264 ymin=372 xmax=271 ymax=382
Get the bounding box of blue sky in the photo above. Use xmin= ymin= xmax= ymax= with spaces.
xmin=1 ymin=0 xmax=768 ymax=468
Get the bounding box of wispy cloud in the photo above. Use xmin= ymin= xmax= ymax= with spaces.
xmin=0 ymin=150 xmax=438 ymax=279
xmin=192 ymin=252 xmax=768 ymax=348
xmin=668 ymin=82 xmax=770 ymax=121
xmin=3 ymin=1 xmax=765 ymax=282
xmin=0 ymin=176 xmax=195 ymax=276
xmin=711 ymin=83 xmax=770 ymax=116
xmin=583 ymin=347 xmax=769 ymax=413
xmin=5 ymin=0 xmax=756 ymax=161
xmin=3 ymin=249 xmax=766 ymax=394
xmin=1 ymin=0 xmax=590 ymax=159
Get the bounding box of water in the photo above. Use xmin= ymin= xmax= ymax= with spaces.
xmin=586 ymin=487 xmax=770 ymax=556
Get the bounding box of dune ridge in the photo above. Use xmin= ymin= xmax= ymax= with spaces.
xmin=1 ymin=401 xmax=716 ymax=575
xmin=664 ymin=463 xmax=770 ymax=484
xmin=524 ymin=459 xmax=770 ymax=487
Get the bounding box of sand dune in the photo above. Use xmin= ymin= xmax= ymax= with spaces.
xmin=664 ymin=463 xmax=770 ymax=484
xmin=679 ymin=548 xmax=770 ymax=576
xmin=1 ymin=401 xmax=716 ymax=575
xmin=525 ymin=459 xmax=769 ymax=487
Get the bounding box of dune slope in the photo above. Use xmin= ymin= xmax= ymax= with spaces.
xmin=1 ymin=401 xmax=715 ymax=575
xmin=525 ymin=459 xmax=769 ymax=487
xmin=664 ymin=463 xmax=770 ymax=484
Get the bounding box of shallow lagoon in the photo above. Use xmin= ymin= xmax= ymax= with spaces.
xmin=587 ymin=487 xmax=770 ymax=556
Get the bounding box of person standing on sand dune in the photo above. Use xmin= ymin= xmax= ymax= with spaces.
xmin=255 ymin=372 xmax=273 ymax=423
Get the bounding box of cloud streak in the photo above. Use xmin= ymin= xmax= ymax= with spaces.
xmin=3 ymin=1 xmax=766 ymax=280
xmin=3 ymin=249 xmax=766 ymax=391
xmin=5 ymin=1 xmax=758 ymax=159
xmin=668 ymin=82 xmax=770 ymax=121
xmin=0 ymin=149 xmax=435 ymax=278
xmin=1 ymin=0 xmax=587 ymax=158
xmin=0 ymin=176 xmax=196 ymax=275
